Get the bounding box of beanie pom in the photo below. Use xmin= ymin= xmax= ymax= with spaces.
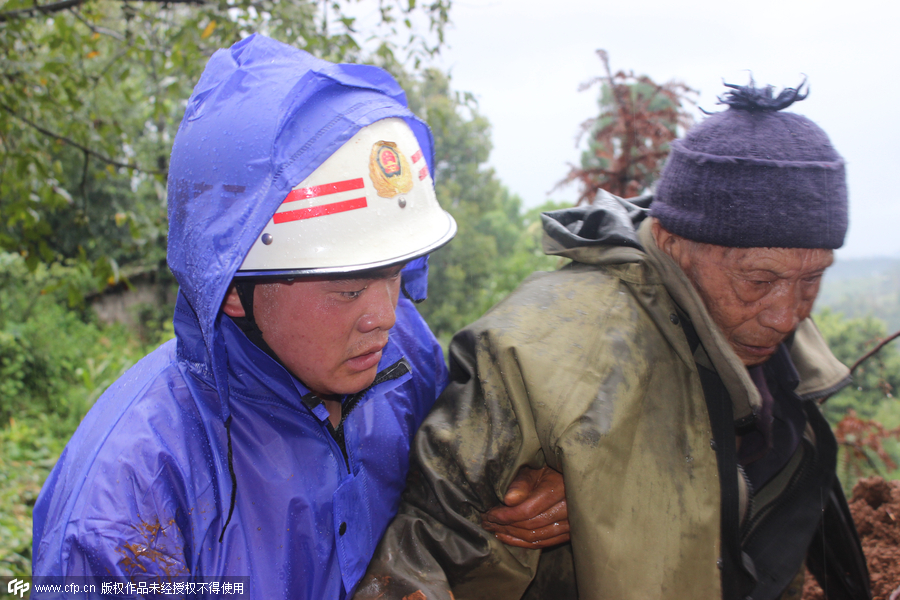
xmin=718 ymin=78 xmax=808 ymax=112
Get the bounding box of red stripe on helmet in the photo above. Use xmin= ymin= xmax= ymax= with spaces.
xmin=411 ymin=150 xmax=423 ymax=163
xmin=273 ymin=197 xmax=367 ymax=224
xmin=282 ymin=178 xmax=365 ymax=204
xmin=418 ymin=166 xmax=428 ymax=181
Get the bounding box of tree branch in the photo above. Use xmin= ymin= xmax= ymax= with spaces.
xmin=820 ymin=327 xmax=900 ymax=404
xmin=0 ymin=0 xmax=206 ymax=22
xmin=0 ymin=102 xmax=165 ymax=175
xmin=0 ymin=0 xmax=84 ymax=21
xmin=849 ymin=329 xmax=900 ymax=374
xmin=67 ymin=6 xmax=125 ymax=41
xmin=79 ymin=149 xmax=90 ymax=203
xmin=837 ymin=440 xmax=882 ymax=472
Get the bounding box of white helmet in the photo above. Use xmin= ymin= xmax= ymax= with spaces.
xmin=237 ymin=118 xmax=456 ymax=278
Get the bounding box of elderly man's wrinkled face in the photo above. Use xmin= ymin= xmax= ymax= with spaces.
xmin=654 ymin=222 xmax=833 ymax=366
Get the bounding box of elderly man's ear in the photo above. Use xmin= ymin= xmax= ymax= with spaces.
xmin=651 ymin=219 xmax=691 ymax=267
xmin=222 ymin=286 xmax=246 ymax=318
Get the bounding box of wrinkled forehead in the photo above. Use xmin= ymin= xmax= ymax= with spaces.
xmin=697 ymin=244 xmax=835 ymax=275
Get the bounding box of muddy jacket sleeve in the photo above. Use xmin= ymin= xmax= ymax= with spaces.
xmin=353 ymin=325 xmax=543 ymax=600
xmin=356 ymin=265 xmax=726 ymax=600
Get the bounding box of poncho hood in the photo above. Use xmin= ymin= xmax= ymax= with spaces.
xmin=166 ymin=34 xmax=434 ymax=419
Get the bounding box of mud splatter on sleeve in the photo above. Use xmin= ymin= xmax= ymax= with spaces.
xmin=353 ymin=326 xmax=541 ymax=600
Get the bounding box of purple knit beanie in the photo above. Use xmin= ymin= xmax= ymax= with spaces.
xmin=651 ymin=81 xmax=847 ymax=249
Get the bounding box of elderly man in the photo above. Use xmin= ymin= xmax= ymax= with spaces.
xmin=355 ymin=83 xmax=870 ymax=600
xmin=32 ymin=35 xmax=561 ymax=600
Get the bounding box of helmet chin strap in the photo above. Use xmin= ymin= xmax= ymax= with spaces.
xmin=230 ymin=281 xmax=287 ymax=369
xmin=234 ymin=281 xmax=257 ymax=323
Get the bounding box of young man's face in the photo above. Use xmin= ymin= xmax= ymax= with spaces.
xmin=231 ymin=265 xmax=404 ymax=398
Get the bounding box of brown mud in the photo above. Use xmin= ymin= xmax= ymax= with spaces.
xmin=803 ymin=477 xmax=900 ymax=600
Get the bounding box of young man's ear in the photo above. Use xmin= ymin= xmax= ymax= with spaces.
xmin=222 ymin=286 xmax=246 ymax=318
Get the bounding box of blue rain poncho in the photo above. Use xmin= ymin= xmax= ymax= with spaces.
xmin=32 ymin=34 xmax=448 ymax=599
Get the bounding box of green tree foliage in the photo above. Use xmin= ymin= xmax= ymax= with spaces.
xmin=401 ymin=69 xmax=563 ymax=343
xmin=0 ymin=0 xmax=451 ymax=292
xmin=0 ymin=251 xmax=167 ymax=575
xmin=814 ymin=308 xmax=900 ymax=484
xmin=815 ymin=309 xmax=900 ymax=424
xmin=560 ymin=50 xmax=695 ymax=203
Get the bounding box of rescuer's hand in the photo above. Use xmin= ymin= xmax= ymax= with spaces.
xmin=481 ymin=465 xmax=570 ymax=548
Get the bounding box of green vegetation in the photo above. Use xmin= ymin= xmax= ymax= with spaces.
xmin=814 ymin=268 xmax=900 ymax=489
xmin=0 ymin=252 xmax=173 ymax=575
xmin=0 ymin=0 xmax=450 ymax=284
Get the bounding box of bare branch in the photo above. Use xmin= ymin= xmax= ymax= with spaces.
xmin=0 ymin=102 xmax=165 ymax=175
xmin=0 ymin=0 xmax=83 ymax=22
xmin=838 ymin=440 xmax=882 ymax=472
xmin=849 ymin=329 xmax=900 ymax=374
xmin=79 ymin=149 xmax=90 ymax=202
xmin=820 ymin=328 xmax=900 ymax=404
xmin=67 ymin=6 xmax=125 ymax=41
xmin=0 ymin=0 xmax=206 ymax=22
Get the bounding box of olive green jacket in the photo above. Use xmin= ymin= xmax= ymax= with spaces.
xmin=354 ymin=198 xmax=849 ymax=600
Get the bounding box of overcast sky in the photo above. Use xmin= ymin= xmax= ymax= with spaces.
xmin=428 ymin=0 xmax=899 ymax=259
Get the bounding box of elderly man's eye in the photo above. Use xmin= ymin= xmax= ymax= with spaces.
xmin=341 ymin=289 xmax=364 ymax=300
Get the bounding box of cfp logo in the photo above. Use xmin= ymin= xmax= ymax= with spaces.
xmin=7 ymin=579 xmax=29 ymax=598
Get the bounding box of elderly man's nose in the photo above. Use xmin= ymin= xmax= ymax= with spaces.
xmin=759 ymin=293 xmax=802 ymax=335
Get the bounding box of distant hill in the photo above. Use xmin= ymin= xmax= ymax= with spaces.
xmin=824 ymin=257 xmax=900 ymax=282
xmin=818 ymin=257 xmax=900 ymax=330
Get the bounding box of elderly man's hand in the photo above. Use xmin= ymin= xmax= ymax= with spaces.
xmin=481 ymin=465 xmax=569 ymax=548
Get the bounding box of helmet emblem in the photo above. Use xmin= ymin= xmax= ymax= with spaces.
xmin=370 ymin=141 xmax=413 ymax=198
